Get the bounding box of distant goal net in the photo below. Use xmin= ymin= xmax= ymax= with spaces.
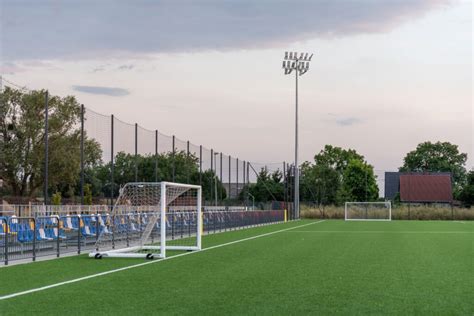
xmin=345 ymin=202 xmax=391 ymax=221
xmin=89 ymin=182 xmax=202 ymax=259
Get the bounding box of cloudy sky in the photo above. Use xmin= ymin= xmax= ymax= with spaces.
xmin=1 ymin=0 xmax=472 ymax=181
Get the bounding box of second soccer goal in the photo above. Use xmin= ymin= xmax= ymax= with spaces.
xmin=89 ymin=182 xmax=202 ymax=259
xmin=345 ymin=202 xmax=392 ymax=221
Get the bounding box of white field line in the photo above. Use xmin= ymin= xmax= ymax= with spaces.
xmin=285 ymin=230 xmax=473 ymax=234
xmin=0 ymin=220 xmax=325 ymax=301
xmin=453 ymin=221 xmax=466 ymax=224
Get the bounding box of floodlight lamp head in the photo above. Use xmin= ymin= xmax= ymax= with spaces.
xmin=304 ymin=53 xmax=308 ymax=60
xmin=289 ymin=52 xmax=293 ymax=59
xmin=309 ymin=53 xmax=313 ymax=61
xmin=300 ymin=53 xmax=304 ymax=59
xmin=284 ymin=52 xmax=288 ymax=60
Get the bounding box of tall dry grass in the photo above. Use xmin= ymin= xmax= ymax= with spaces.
xmin=300 ymin=204 xmax=474 ymax=220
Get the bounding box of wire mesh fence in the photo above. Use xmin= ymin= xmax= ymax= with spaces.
xmin=80 ymin=106 xmax=289 ymax=206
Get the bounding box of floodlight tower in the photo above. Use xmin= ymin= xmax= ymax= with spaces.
xmin=282 ymin=51 xmax=313 ymax=219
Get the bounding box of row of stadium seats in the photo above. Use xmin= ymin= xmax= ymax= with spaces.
xmin=0 ymin=212 xmax=208 ymax=243
xmin=0 ymin=214 xmax=163 ymax=242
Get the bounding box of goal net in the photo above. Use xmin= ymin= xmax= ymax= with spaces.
xmin=89 ymin=182 xmax=202 ymax=259
xmin=345 ymin=202 xmax=391 ymax=221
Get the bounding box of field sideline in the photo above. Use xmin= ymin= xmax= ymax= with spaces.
xmin=0 ymin=220 xmax=472 ymax=315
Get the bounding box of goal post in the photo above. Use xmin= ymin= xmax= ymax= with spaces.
xmin=345 ymin=201 xmax=392 ymax=221
xmin=89 ymin=182 xmax=202 ymax=259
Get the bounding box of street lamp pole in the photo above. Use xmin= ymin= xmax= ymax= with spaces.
xmin=282 ymin=51 xmax=313 ymax=219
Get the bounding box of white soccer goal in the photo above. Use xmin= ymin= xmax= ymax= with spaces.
xmin=89 ymin=182 xmax=202 ymax=259
xmin=345 ymin=202 xmax=392 ymax=221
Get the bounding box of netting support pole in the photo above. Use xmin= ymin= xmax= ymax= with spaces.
xmin=172 ymin=135 xmax=176 ymax=182
xmin=217 ymin=153 xmax=221 ymax=200
xmin=186 ymin=141 xmax=190 ymax=183
xmin=110 ymin=115 xmax=114 ymax=207
xmin=246 ymin=162 xmax=250 ymax=207
xmin=210 ymin=149 xmax=214 ymax=203
xmin=219 ymin=153 xmax=223 ymax=200
xmin=236 ymin=158 xmax=239 ymax=200
xmin=155 ymin=130 xmax=158 ymax=182
xmin=228 ymin=155 xmax=231 ymax=199
xmin=283 ymin=162 xmax=287 ymax=210
xmin=80 ymin=104 xmax=85 ymax=205
xmin=199 ymin=145 xmax=202 ymax=187
xmin=242 ymin=160 xmax=246 ymax=196
xmin=135 ymin=123 xmax=138 ymax=182
xmin=44 ymin=91 xmax=49 ymax=205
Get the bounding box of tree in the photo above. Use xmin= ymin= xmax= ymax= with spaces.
xmin=400 ymin=141 xmax=467 ymax=195
xmin=192 ymin=169 xmax=227 ymax=202
xmin=339 ymin=159 xmax=379 ymax=202
xmin=314 ymin=145 xmax=364 ymax=173
xmin=0 ymin=87 xmax=101 ymax=198
xmin=240 ymin=168 xmax=284 ymax=203
xmin=459 ymin=170 xmax=474 ymax=207
xmin=300 ymin=145 xmax=370 ymax=205
xmin=300 ymin=162 xmax=340 ymax=205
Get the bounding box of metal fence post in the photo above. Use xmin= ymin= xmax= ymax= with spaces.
xmin=220 ymin=153 xmax=223 ymax=200
xmin=242 ymin=160 xmax=246 ymax=191
xmin=283 ymin=162 xmax=287 ymax=210
xmin=32 ymin=218 xmax=36 ymax=262
xmin=210 ymin=149 xmax=214 ymax=202
xmin=155 ymin=130 xmax=159 ymax=182
xmin=56 ymin=216 xmax=60 ymax=258
xmin=80 ymin=104 xmax=85 ymax=205
xmin=187 ymin=141 xmax=190 ymax=184
xmin=135 ymin=123 xmax=138 ymax=182
xmin=172 ymin=135 xmax=176 ymax=182
xmin=236 ymin=158 xmax=239 ymax=201
xmin=199 ymin=145 xmax=202 ymax=187
xmin=4 ymin=218 xmax=8 ymax=265
xmin=228 ymin=155 xmax=231 ymax=199
xmin=77 ymin=216 xmax=81 ymax=254
xmin=44 ymin=91 xmax=49 ymax=204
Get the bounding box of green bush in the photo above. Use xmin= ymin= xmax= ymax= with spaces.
xmin=84 ymin=184 xmax=93 ymax=205
xmin=51 ymin=192 xmax=62 ymax=205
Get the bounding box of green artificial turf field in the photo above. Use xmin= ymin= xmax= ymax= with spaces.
xmin=0 ymin=220 xmax=472 ymax=315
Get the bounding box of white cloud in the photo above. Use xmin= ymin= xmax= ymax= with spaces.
xmin=72 ymin=85 xmax=130 ymax=96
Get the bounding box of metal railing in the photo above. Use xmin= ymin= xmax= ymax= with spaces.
xmin=0 ymin=210 xmax=285 ymax=265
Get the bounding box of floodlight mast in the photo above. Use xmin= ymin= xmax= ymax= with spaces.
xmin=282 ymin=51 xmax=313 ymax=219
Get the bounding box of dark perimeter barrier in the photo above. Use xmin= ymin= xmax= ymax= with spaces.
xmin=0 ymin=209 xmax=286 ymax=265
